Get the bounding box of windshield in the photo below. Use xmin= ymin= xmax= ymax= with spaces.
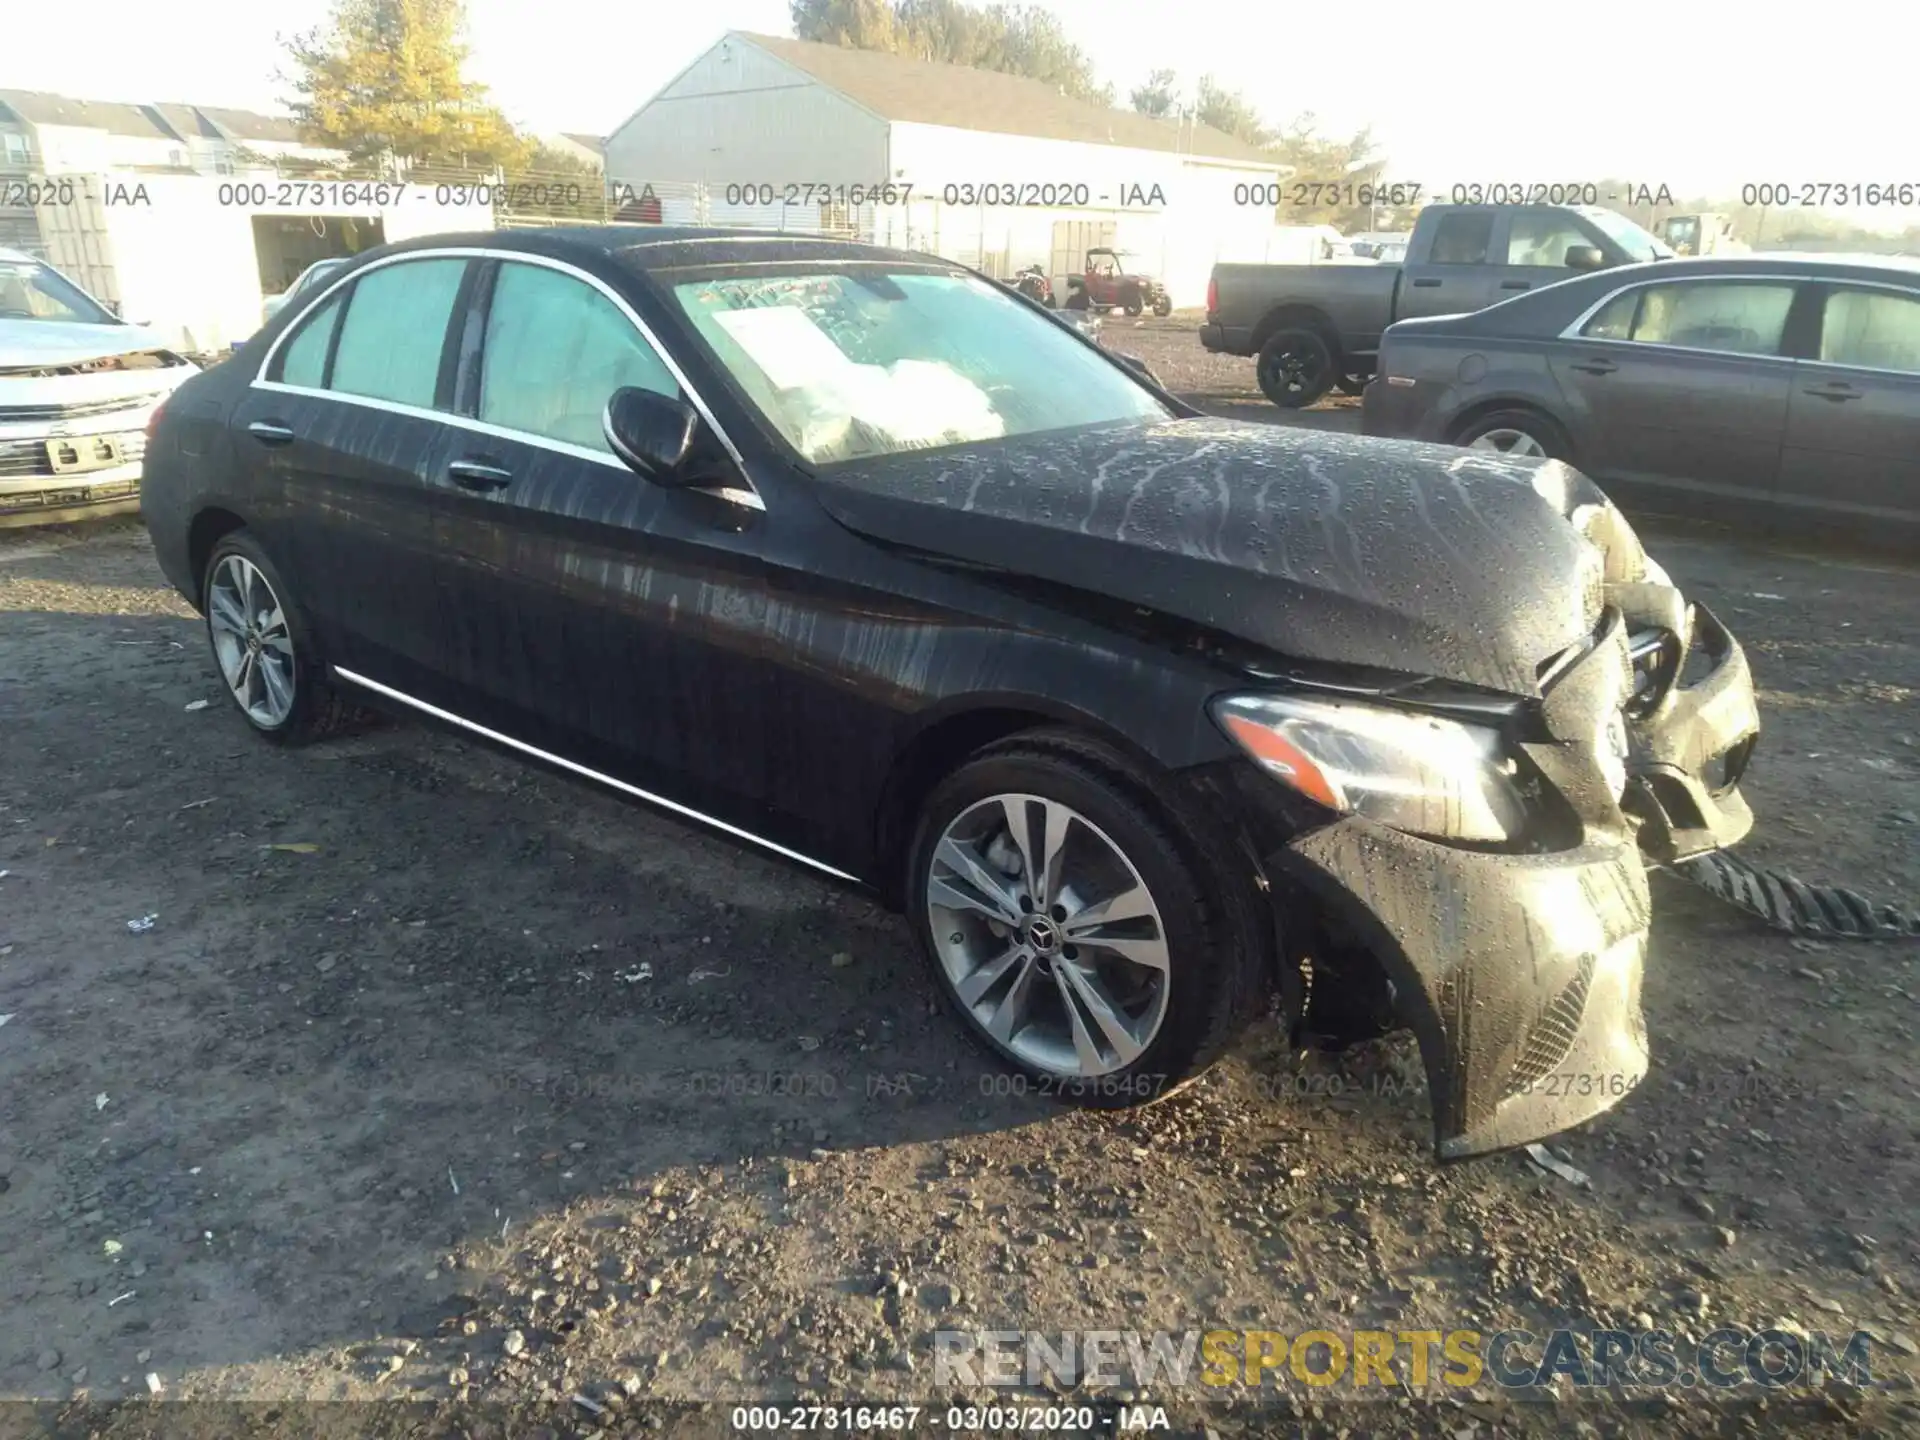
xmin=672 ymin=268 xmax=1169 ymax=464
xmin=0 ymin=258 xmax=118 ymax=325
xmin=1579 ymin=207 xmax=1675 ymax=262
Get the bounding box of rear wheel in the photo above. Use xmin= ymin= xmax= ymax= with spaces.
xmin=908 ymin=731 xmax=1264 ymax=1107
xmin=202 ymin=530 xmax=357 ymax=746
xmin=1257 ymin=328 xmax=1336 ymax=408
xmin=1454 ymin=408 xmax=1572 ymax=462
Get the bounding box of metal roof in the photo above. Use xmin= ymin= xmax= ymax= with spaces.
xmin=731 ymin=33 xmax=1280 ymax=167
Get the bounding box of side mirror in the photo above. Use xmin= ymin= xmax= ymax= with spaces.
xmin=102 ymin=299 xmax=124 ymax=319
xmin=1564 ymin=245 xmax=1607 ymax=271
xmin=604 ymin=387 xmax=699 ymax=483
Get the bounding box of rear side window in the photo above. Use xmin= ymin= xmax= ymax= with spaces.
xmin=272 ymin=292 xmax=343 ymax=387
xmin=1427 ymin=212 xmax=1494 ymax=265
xmin=329 ymin=258 xmax=467 ymax=409
xmin=478 ymin=261 xmax=678 ymax=452
xmin=1819 ymin=288 xmax=1920 ymax=374
xmin=1582 ymin=282 xmax=1795 ymax=355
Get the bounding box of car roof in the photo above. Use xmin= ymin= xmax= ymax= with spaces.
xmin=373 ymin=225 xmax=950 ymax=275
xmin=1593 ymin=253 xmax=1920 ymax=285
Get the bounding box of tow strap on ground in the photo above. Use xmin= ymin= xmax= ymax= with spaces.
xmin=1674 ymin=848 xmax=1920 ymax=941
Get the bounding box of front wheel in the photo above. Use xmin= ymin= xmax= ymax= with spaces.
xmin=1123 ymin=298 xmax=1144 ymax=317
xmin=908 ymin=732 xmax=1263 ymax=1107
xmin=1454 ymin=408 xmax=1573 ymax=462
xmin=1256 ymin=328 xmax=1336 ymax=408
xmin=202 ymin=529 xmax=358 ymax=746
xmin=1152 ymin=297 xmax=1172 ymax=318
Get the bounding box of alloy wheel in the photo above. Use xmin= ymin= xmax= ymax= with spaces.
xmin=1468 ymin=427 xmax=1549 ymax=458
xmin=925 ymin=793 xmax=1171 ymax=1078
xmin=207 ymin=553 xmax=296 ymax=728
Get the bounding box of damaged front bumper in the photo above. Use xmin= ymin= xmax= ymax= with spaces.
xmin=1269 ymin=817 xmax=1651 ymax=1159
xmin=1251 ymin=590 xmax=1760 ymax=1160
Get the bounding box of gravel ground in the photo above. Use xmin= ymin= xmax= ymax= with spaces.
xmin=1 ymin=335 xmax=1917 ymax=1435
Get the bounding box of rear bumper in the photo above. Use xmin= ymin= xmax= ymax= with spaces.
xmin=1199 ymin=323 xmax=1252 ymax=355
xmin=1267 ymin=818 xmax=1650 ymax=1160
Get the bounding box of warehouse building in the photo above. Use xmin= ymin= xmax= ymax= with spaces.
xmin=603 ymin=32 xmax=1292 ymax=308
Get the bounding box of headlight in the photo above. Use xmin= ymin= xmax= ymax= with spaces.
xmin=1212 ymin=693 xmax=1528 ymax=842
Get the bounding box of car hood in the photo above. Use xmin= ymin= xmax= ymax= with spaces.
xmin=811 ymin=418 xmax=1606 ymax=697
xmin=0 ymin=319 xmax=176 ymax=370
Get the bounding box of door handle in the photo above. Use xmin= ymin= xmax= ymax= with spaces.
xmin=1571 ymin=358 xmax=1618 ymax=375
xmin=1804 ymin=382 xmax=1862 ymax=402
xmin=1499 ymin=280 xmax=1532 ymax=290
xmin=247 ymin=419 xmax=295 ymax=445
xmin=447 ymin=458 xmax=513 ymax=492
xmin=1411 ymin=278 xmax=1442 ymax=288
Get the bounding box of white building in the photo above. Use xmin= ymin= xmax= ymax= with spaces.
xmin=0 ymin=91 xmax=344 ymax=176
xmin=603 ymin=32 xmax=1291 ymax=309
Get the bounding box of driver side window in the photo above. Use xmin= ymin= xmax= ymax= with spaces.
xmin=479 ymin=261 xmax=680 ymax=453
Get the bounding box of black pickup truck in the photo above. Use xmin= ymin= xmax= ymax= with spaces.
xmin=1202 ymin=204 xmax=1674 ymax=407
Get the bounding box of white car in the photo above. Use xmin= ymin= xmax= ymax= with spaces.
xmin=261 ymin=256 xmax=350 ymax=326
xmin=0 ymin=249 xmax=200 ymax=527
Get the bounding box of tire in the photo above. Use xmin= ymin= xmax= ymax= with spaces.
xmin=1336 ymin=372 xmax=1370 ymax=397
xmin=1152 ymin=297 xmax=1172 ymax=318
xmin=1044 ymin=293 xmax=1058 ymax=309
xmin=1123 ymin=298 xmax=1144 ymax=317
xmin=907 ymin=729 xmax=1267 ymax=1109
xmin=201 ymin=529 xmax=358 ymax=746
xmin=1256 ymin=327 xmax=1336 ymax=408
xmin=1452 ymin=408 xmax=1573 ymax=463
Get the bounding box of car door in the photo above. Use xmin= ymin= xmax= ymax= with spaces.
xmin=1778 ymin=281 xmax=1920 ymax=542
xmin=1545 ymin=277 xmax=1798 ymax=521
xmin=1398 ymin=209 xmax=1501 ymax=320
xmin=426 ymin=254 xmax=777 ymax=829
xmin=1498 ymin=207 xmax=1608 ymax=300
xmin=237 ymin=254 xmax=474 ymax=690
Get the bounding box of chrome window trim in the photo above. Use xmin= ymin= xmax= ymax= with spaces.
xmin=332 ymin=666 xmax=857 ymax=883
xmin=251 ymin=246 xmax=764 ymax=511
xmin=1557 ymin=274 xmax=1805 ymax=362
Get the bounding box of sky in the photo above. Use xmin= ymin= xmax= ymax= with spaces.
xmin=3 ymin=0 xmax=1911 ymax=216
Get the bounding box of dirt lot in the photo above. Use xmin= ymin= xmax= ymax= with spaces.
xmin=2 ymin=332 xmax=1917 ymax=1436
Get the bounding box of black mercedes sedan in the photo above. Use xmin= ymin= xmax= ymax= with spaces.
xmin=142 ymin=227 xmax=1763 ymax=1160
xmin=1361 ymin=254 xmax=1920 ymax=550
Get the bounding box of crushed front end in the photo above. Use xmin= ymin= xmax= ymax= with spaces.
xmin=1203 ymin=464 xmax=1761 ymax=1158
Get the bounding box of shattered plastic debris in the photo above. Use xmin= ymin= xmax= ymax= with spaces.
xmin=126 ymin=914 xmax=158 ymax=933
xmin=617 ymin=964 xmax=653 ymax=983
xmin=687 ymin=967 xmax=732 ymax=984
xmin=145 ymin=1372 xmax=164 ymax=1395
xmin=1523 ymin=1143 xmax=1590 ymax=1187
xmin=0 ymin=1015 xmax=12 ymax=1028
xmin=183 ymin=699 xmax=211 ymax=712
xmin=94 ymin=1093 xmax=109 ymax=1111
xmin=265 ymin=842 xmax=320 ymax=854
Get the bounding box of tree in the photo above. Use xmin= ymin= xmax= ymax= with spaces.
xmin=789 ymin=0 xmax=900 ymax=50
xmin=1267 ymin=113 xmax=1385 ymax=229
xmin=1191 ymin=76 xmax=1270 ymax=149
xmin=283 ymin=0 xmax=529 ymax=174
xmin=792 ymin=0 xmax=1110 ymax=104
xmin=1129 ymin=69 xmax=1179 ymax=119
